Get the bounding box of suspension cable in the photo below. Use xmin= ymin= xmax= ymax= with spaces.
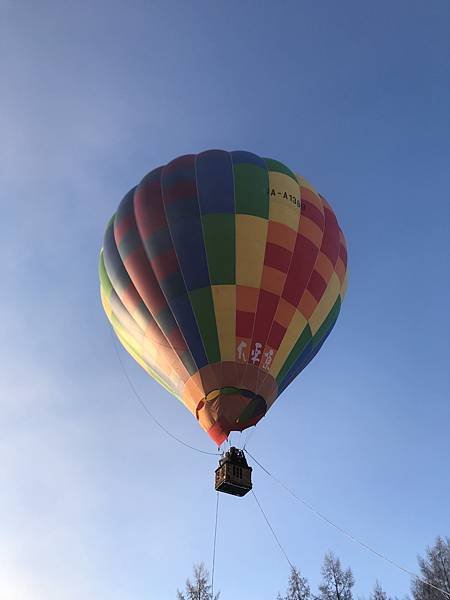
xmin=110 ymin=331 xmax=220 ymax=456
xmin=242 ymin=425 xmax=256 ymax=451
xmin=245 ymin=449 xmax=450 ymax=598
xmin=211 ymin=491 xmax=220 ymax=598
xmin=251 ymin=489 xmax=294 ymax=570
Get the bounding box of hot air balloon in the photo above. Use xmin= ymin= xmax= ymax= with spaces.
xmin=99 ymin=150 xmax=348 ymax=462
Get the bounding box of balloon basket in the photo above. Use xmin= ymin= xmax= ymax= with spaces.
xmin=214 ymin=447 xmax=252 ymax=497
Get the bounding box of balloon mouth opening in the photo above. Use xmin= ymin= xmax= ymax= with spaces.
xmin=204 ymin=386 xmax=266 ymax=404
xmin=199 ymin=388 xmax=267 ymax=445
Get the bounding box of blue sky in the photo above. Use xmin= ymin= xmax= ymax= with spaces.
xmin=1 ymin=1 xmax=448 ymax=599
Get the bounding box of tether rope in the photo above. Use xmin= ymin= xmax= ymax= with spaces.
xmin=252 ymin=489 xmax=294 ymax=570
xmin=110 ymin=331 xmax=220 ymax=456
xmin=211 ymin=491 xmax=220 ymax=598
xmin=245 ymin=449 xmax=450 ymax=598
xmin=242 ymin=425 xmax=256 ymax=451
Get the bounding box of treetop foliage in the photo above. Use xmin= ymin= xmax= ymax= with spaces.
xmin=177 ymin=562 xmax=220 ymax=600
xmin=177 ymin=536 xmax=449 ymax=600
xmin=411 ymin=536 xmax=450 ymax=600
xmin=370 ymin=579 xmax=389 ymax=600
xmin=277 ymin=566 xmax=311 ymax=600
xmin=318 ymin=552 xmax=355 ymax=600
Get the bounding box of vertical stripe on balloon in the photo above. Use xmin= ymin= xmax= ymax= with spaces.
xmin=232 ymin=151 xmax=270 ymax=367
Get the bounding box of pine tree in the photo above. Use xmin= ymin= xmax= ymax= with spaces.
xmin=318 ymin=552 xmax=355 ymax=600
xmin=411 ymin=536 xmax=450 ymax=600
xmin=177 ymin=563 xmax=220 ymax=600
xmin=277 ymin=566 xmax=311 ymax=600
xmin=370 ymin=580 xmax=389 ymax=600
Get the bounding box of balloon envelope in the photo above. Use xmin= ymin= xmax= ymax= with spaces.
xmin=99 ymin=150 xmax=348 ymax=445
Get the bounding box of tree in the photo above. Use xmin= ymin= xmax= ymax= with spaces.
xmin=177 ymin=563 xmax=220 ymax=600
xmin=318 ymin=552 xmax=355 ymax=600
xmin=370 ymin=580 xmax=389 ymax=600
xmin=277 ymin=566 xmax=311 ymax=600
xmin=411 ymin=536 xmax=450 ymax=600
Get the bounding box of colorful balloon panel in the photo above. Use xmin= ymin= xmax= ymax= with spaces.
xmin=99 ymin=150 xmax=348 ymax=445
